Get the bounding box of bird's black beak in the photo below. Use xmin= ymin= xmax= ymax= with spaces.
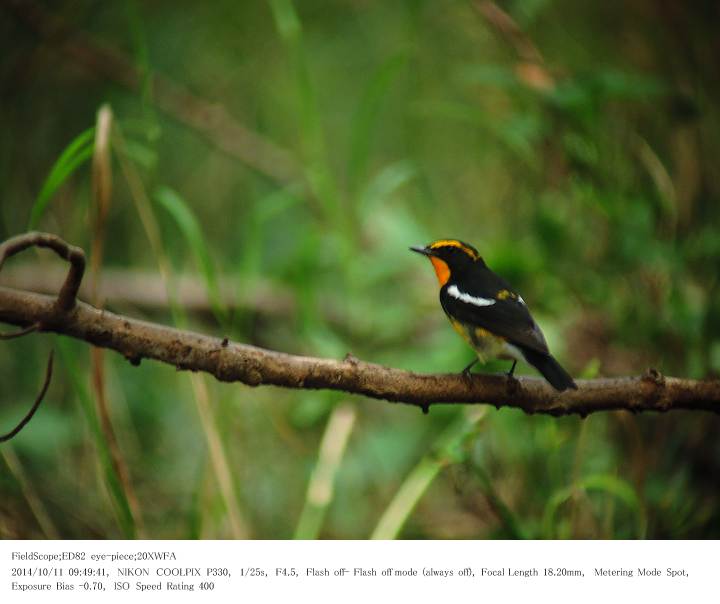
xmin=410 ymin=245 xmax=433 ymax=257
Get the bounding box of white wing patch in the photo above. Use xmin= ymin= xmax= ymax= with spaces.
xmin=447 ymin=284 xmax=496 ymax=307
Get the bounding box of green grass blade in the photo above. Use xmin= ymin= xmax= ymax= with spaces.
xmin=580 ymin=474 xmax=647 ymax=538
xmin=268 ymin=0 xmax=301 ymax=41
xmin=1 ymin=445 xmax=60 ymax=538
xmin=294 ymin=403 xmax=356 ymax=539
xmin=268 ymin=0 xmax=314 ymax=154
xmin=268 ymin=0 xmax=343 ymax=233
xmin=154 ymin=185 xmax=228 ymax=326
xmin=115 ymin=130 xmax=248 ymax=538
xmin=473 ymin=464 xmax=528 ymax=539
xmin=543 ymin=473 xmax=646 ymax=539
xmin=347 ymin=53 xmax=407 ymax=195
xmin=371 ymin=408 xmax=487 ymax=539
xmin=238 ymin=184 xmax=304 ymax=278
xmin=359 ymin=160 xmax=417 ymax=213
xmin=543 ymin=484 xmax=574 ymax=539
xmin=121 ymin=139 xmax=158 ymax=171
xmin=57 ymin=338 xmax=136 ymax=538
xmin=28 ymin=127 xmax=96 ymax=229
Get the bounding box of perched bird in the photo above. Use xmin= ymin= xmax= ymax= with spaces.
xmin=411 ymin=239 xmax=577 ymax=391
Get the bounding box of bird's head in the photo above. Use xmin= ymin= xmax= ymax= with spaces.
xmin=410 ymin=239 xmax=483 ymax=286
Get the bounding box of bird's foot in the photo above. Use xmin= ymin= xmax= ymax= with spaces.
xmin=504 ymin=359 xmax=520 ymax=390
xmin=460 ymin=358 xmax=479 ymax=381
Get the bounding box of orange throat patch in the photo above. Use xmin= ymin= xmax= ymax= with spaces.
xmin=430 ymin=257 xmax=451 ymax=286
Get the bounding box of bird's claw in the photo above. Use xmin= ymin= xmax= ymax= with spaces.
xmin=460 ymin=358 xmax=478 ymax=381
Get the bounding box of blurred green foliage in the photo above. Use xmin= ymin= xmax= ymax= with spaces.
xmin=0 ymin=0 xmax=718 ymax=539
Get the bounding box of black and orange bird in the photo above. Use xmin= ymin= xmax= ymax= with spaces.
xmin=411 ymin=239 xmax=577 ymax=391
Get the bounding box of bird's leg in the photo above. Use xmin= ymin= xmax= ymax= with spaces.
xmin=461 ymin=358 xmax=479 ymax=377
xmin=507 ymin=360 xmax=517 ymax=378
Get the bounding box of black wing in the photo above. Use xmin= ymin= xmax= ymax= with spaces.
xmin=440 ymin=273 xmax=549 ymax=354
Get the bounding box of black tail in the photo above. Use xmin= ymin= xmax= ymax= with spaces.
xmin=521 ymin=349 xmax=577 ymax=391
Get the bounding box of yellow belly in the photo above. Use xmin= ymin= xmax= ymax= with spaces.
xmin=449 ymin=318 xmax=523 ymax=363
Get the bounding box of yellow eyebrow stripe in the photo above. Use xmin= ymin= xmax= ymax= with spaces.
xmin=428 ymin=239 xmax=479 ymax=260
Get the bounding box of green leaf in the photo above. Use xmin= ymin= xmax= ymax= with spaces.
xmin=154 ymin=186 xmax=228 ymax=326
xmin=28 ymin=127 xmax=96 ymax=229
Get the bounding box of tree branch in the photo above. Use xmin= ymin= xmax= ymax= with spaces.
xmin=0 ymin=291 xmax=718 ymax=417
xmin=1 ymin=233 xmax=719 ymax=417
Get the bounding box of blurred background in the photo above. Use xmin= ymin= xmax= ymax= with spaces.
xmin=0 ymin=0 xmax=718 ymax=539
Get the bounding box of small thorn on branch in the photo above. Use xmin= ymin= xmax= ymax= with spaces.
xmin=642 ymin=367 xmax=666 ymax=386
xmin=343 ymin=352 xmax=359 ymax=365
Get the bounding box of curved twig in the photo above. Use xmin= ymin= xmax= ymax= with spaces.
xmin=0 ymin=232 xmax=86 ymax=441
xmin=0 ymin=350 xmax=54 ymax=442
xmin=0 ymin=322 xmax=39 ymax=340
xmin=0 ymin=231 xmax=85 ymax=313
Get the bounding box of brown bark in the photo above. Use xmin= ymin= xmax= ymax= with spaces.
xmin=0 ymin=284 xmax=718 ymax=416
xmin=1 ymin=233 xmax=719 ymax=417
